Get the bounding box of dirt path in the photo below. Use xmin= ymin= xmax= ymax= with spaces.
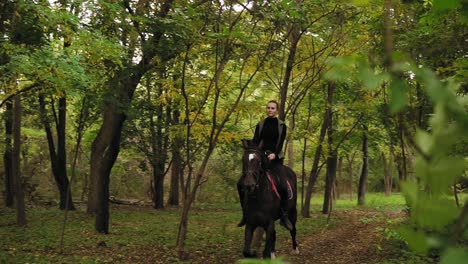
xmin=280 ymin=209 xmax=404 ymax=264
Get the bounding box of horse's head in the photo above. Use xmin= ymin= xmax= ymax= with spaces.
xmin=241 ymin=139 xmax=265 ymax=192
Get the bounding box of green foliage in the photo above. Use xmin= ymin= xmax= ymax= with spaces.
xmin=324 ymin=1 xmax=467 ymax=259
xmin=397 ymin=73 xmax=467 ymax=259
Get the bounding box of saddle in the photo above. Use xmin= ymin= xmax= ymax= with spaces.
xmin=266 ymin=171 xmax=293 ymax=200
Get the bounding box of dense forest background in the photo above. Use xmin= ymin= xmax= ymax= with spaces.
xmin=1 ymin=0 xmax=467 ymax=263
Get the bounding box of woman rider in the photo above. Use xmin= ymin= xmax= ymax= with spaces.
xmin=237 ymin=100 xmax=293 ymax=231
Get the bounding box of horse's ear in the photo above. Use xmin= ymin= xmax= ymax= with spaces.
xmin=242 ymin=139 xmax=249 ymax=149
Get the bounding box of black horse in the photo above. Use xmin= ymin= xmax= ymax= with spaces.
xmin=239 ymin=139 xmax=298 ymax=259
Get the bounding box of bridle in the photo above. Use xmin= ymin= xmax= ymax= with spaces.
xmin=243 ymin=148 xmax=266 ymax=189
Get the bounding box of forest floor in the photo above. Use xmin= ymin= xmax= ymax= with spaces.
xmin=2 ymin=194 xmax=432 ymax=264
xmin=282 ymin=208 xmax=405 ymax=264
xmin=72 ymin=207 xmax=407 ymax=264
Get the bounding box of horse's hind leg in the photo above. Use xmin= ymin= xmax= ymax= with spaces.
xmin=289 ymin=208 xmax=299 ymax=254
xmin=243 ymin=225 xmax=256 ymax=258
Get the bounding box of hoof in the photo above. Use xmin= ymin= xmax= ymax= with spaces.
xmin=290 ymin=247 xmax=300 ymax=255
xmin=271 ymin=252 xmax=276 ymax=259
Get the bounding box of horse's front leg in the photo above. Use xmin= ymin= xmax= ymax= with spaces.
xmin=263 ymin=222 xmax=276 ymax=259
xmin=243 ymin=224 xmax=256 ymax=258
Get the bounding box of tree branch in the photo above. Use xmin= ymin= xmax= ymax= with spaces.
xmin=0 ymin=84 xmax=39 ymax=108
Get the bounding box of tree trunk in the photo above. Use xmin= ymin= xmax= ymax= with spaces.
xmin=398 ymin=120 xmax=407 ymax=181
xmin=4 ymin=99 xmax=14 ymax=207
xmin=177 ymin=156 xmax=211 ymax=258
xmin=336 ymin=156 xmax=343 ymax=199
xmin=347 ymin=154 xmax=354 ymax=200
xmin=168 ymin=110 xmax=182 ymax=206
xmin=72 ymin=97 xmax=89 ymax=202
xmin=278 ymin=24 xmax=301 ymax=120
xmin=150 ymin=82 xmax=167 ymax=209
xmin=152 ymin=164 xmax=165 ymax=209
xmin=322 ymin=154 xmax=338 ymax=214
xmin=301 ymin=93 xmax=313 ymax=213
xmin=86 ymin=168 xmax=97 ymax=214
xmin=38 ymin=95 xmax=75 ymax=210
xmin=323 ymin=154 xmax=338 ymax=214
xmin=12 ymin=94 xmax=25 ymax=226
xmin=57 ymin=97 xmax=74 ymax=210
xmin=152 ymin=117 xmax=167 ymax=209
xmin=357 ymin=124 xmax=369 ymax=206
xmin=322 ymin=82 xmax=336 ymax=214
xmin=302 ymin=96 xmax=329 ymax=217
xmin=92 ymin=68 xmax=143 ymax=232
xmin=92 ymin=103 xmax=128 ymax=233
xmin=382 ymin=152 xmax=393 ymax=196
xmin=287 ymin=116 xmax=295 ymax=168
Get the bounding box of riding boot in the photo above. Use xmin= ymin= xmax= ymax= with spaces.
xmin=279 ymin=199 xmax=293 ymax=231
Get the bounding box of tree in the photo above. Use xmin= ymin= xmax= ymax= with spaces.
xmin=3 ymin=99 xmax=14 ymax=207
xmin=90 ymin=0 xmax=174 ymax=233
xmin=357 ymin=124 xmax=369 ymax=206
xmin=322 ymin=82 xmax=337 ymax=214
xmin=12 ymin=93 xmax=26 ymax=226
xmin=38 ymin=94 xmax=75 ymax=210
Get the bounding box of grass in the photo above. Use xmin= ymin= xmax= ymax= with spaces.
xmin=0 ymin=192 xmax=409 ymax=263
xmin=300 ymin=191 xmax=407 ymax=212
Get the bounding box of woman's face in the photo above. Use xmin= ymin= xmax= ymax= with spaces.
xmin=266 ymin=102 xmax=278 ymax=117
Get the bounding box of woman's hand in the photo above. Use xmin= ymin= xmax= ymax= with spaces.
xmin=267 ymin=153 xmax=276 ymax=160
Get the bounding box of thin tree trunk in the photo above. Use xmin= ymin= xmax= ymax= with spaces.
xmin=323 ymin=155 xmax=338 ymax=214
xmin=322 ymin=82 xmax=336 ymax=214
xmin=382 ymin=152 xmax=393 ymax=196
xmin=57 ymin=97 xmax=74 ymax=210
xmin=87 ymin=165 xmax=97 ymax=214
xmin=38 ymin=95 xmax=74 ymax=210
xmin=416 ymin=82 xmax=426 ymax=129
xmin=168 ymin=109 xmax=182 ymax=206
xmin=279 ymin=24 xmax=301 ymax=120
xmin=287 ymin=116 xmax=295 ymax=168
xmin=72 ymin=97 xmax=89 ymax=202
xmin=148 ymin=76 xmax=168 ymax=209
xmin=398 ymin=121 xmax=407 ymax=181
xmin=336 ymin=156 xmax=343 ymax=199
xmin=12 ymin=94 xmax=25 ymax=226
xmin=302 ymin=87 xmax=329 ymax=217
xmin=347 ymin=154 xmax=354 ymax=200
xmin=175 ymin=8 xmax=274 ymax=252
xmin=153 ymin=165 xmax=165 ymax=209
xmin=301 ymin=93 xmax=313 ymax=213
xmin=453 ymin=181 xmax=460 ymax=208
xmin=358 ymin=124 xmax=369 ymax=206
xmin=4 ymin=99 xmax=14 ymax=207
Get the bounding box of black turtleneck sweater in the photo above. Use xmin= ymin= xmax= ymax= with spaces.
xmin=252 ymin=117 xmax=286 ymax=156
